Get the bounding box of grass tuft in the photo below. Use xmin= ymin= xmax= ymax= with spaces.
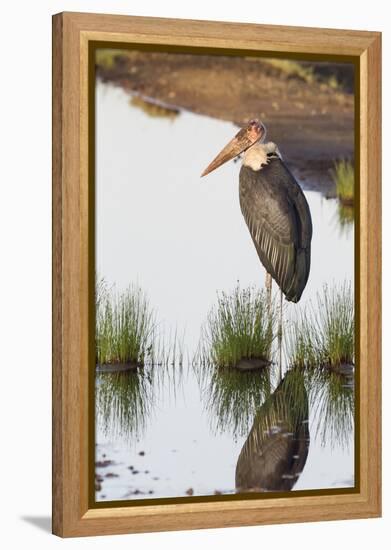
xmin=96 ymin=282 xmax=156 ymax=366
xmin=95 ymin=49 xmax=127 ymax=70
xmin=286 ymin=282 xmax=354 ymax=369
xmin=96 ymin=278 xmax=185 ymax=371
xmin=285 ymin=313 xmax=318 ymax=369
xmin=314 ymin=282 xmax=354 ymax=366
xmin=263 ymin=59 xmax=315 ymax=84
xmin=198 ymin=284 xmax=276 ymax=368
xmin=332 ymin=160 xmax=354 ymax=205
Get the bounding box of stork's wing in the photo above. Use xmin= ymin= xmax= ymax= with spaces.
xmin=239 ymin=158 xmax=312 ymax=302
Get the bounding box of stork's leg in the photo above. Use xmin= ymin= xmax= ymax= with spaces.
xmin=265 ymin=271 xmax=273 ymax=361
xmin=278 ymin=288 xmax=283 ymax=381
xmin=265 ymin=271 xmax=272 ymax=312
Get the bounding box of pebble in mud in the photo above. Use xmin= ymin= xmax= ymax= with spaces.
xmin=105 ymin=472 xmax=119 ymax=478
xmin=186 ymin=488 xmax=194 ymax=496
xmin=95 ymin=473 xmax=103 ymax=491
xmin=95 ymin=459 xmax=114 ymax=468
xmin=138 ymin=451 xmax=145 ymax=456
xmin=132 ymin=470 xmax=139 ymax=475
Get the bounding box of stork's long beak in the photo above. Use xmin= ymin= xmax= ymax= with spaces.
xmin=201 ymin=119 xmax=266 ymax=177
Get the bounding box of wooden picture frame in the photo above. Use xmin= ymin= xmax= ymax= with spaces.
xmin=52 ymin=11 xmax=381 ymax=537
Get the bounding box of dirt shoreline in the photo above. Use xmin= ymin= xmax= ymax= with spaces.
xmin=96 ymin=51 xmax=355 ymax=195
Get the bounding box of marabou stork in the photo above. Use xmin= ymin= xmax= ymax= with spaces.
xmin=201 ymin=120 xmax=312 ymax=305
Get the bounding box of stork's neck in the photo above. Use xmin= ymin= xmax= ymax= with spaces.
xmin=243 ymin=142 xmax=281 ymax=171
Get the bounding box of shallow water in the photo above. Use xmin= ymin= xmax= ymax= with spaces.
xmin=95 ymin=82 xmax=354 ymax=501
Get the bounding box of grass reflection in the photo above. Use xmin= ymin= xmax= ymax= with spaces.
xmin=307 ymin=366 xmax=354 ymax=449
xmin=130 ymin=96 xmax=180 ymax=119
xmin=336 ymin=203 xmax=355 ymax=233
xmin=96 ymin=369 xmax=155 ymax=439
xmin=332 ymin=160 xmax=354 ymax=231
xmin=197 ymin=364 xmax=272 ymax=440
xmin=96 ymin=350 xmax=184 ymax=440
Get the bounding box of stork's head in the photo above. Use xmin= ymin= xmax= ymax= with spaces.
xmin=201 ymin=119 xmax=266 ymax=177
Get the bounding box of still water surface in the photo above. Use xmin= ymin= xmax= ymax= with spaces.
xmin=95 ymin=82 xmax=354 ymax=501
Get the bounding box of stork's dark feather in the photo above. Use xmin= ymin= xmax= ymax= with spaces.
xmin=239 ymin=158 xmax=312 ymax=302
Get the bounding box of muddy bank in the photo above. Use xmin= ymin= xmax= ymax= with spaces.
xmin=96 ymin=50 xmax=354 ymax=195
xmin=96 ymin=362 xmax=140 ymax=373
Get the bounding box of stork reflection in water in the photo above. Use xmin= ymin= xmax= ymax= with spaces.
xmin=202 ymin=120 xmax=313 ymax=359
xmin=235 ymin=368 xmax=310 ymax=493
